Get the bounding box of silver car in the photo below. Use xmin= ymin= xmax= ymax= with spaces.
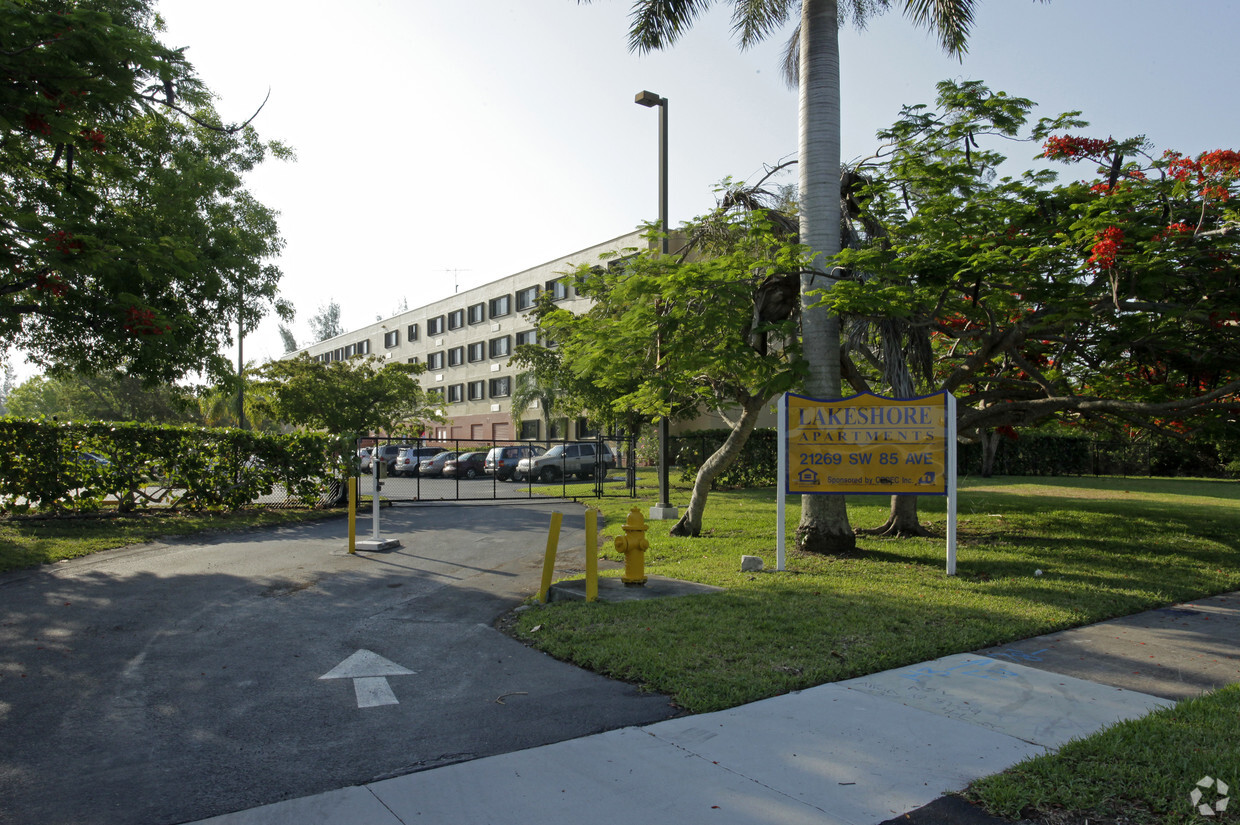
xmin=515 ymin=442 xmax=614 ymax=482
xmin=417 ymin=451 xmax=458 ymax=478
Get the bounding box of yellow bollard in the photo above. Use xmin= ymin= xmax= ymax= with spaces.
xmin=585 ymin=509 xmax=598 ymax=602
xmin=538 ymin=511 xmax=563 ymax=604
xmin=614 ymin=507 xmax=649 ymax=586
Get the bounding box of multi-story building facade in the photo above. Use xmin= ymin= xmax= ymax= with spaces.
xmin=292 ymin=230 xmax=648 ymax=442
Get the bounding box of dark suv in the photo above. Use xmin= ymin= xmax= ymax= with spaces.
xmin=484 ymin=445 xmax=545 ymax=481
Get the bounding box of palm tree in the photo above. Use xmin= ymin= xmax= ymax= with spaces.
xmin=586 ymin=0 xmax=992 ymax=554
xmin=511 ymin=371 xmax=562 ymax=444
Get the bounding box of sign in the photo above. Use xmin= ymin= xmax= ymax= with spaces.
xmin=776 ymin=391 xmax=958 ymax=575
xmin=785 ymin=391 xmax=949 ymax=495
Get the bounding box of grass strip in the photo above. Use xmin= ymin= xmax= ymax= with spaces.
xmin=0 ymin=508 xmax=342 ymax=574
xmin=967 ymin=684 xmax=1240 ymax=824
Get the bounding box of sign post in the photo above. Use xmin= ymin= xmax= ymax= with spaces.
xmin=777 ymin=391 xmax=957 ymax=574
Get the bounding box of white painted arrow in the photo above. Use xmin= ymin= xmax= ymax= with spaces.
xmin=320 ymin=649 xmax=415 ymax=708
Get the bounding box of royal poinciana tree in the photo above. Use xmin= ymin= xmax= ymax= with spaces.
xmin=586 ymin=0 xmax=1043 ymax=555
xmin=1 ymin=0 xmax=290 ymax=382
xmin=827 ymin=80 xmax=1240 ymax=529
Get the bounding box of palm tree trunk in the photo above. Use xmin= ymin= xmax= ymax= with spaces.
xmin=795 ymin=0 xmax=856 ymax=556
xmin=670 ymin=393 xmax=768 ymax=537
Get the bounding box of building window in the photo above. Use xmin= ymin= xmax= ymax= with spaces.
xmin=447 ymin=384 xmax=464 ymax=403
xmin=407 ymin=356 xmax=420 ymax=364
xmin=448 ymin=346 xmax=464 ymax=367
xmin=577 ymin=418 xmax=600 ymax=439
xmin=344 ymin=344 xmax=356 ymax=358
xmin=383 ymin=330 xmax=400 ymax=348
xmin=468 ymin=380 xmax=486 ymax=401
xmin=489 ymin=376 xmax=511 ymax=398
xmin=546 ymin=278 xmax=570 ymax=300
xmin=427 ymin=351 xmax=444 ymax=370
xmin=516 ymin=285 xmax=538 ymax=311
xmin=489 ymin=335 xmax=511 ymax=359
xmin=515 ymin=329 xmax=537 ymax=347
xmin=467 ymin=341 xmax=485 ymax=362
xmin=489 ymin=295 xmax=510 ymax=318
xmin=407 ymin=323 xmax=419 ymax=341
xmin=447 ymin=309 xmax=464 ymax=330
xmin=520 ymin=419 xmax=540 ymax=439
xmin=356 ymin=339 xmax=370 ymax=355
xmin=468 ymin=302 xmax=486 ymax=324
xmin=427 ymin=315 xmax=445 ymax=335
xmin=334 ymin=347 xmax=345 ymax=361
xmin=426 ymin=387 xmax=444 ymax=403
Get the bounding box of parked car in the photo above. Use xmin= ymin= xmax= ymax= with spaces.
xmin=442 ymin=451 xmax=487 ymax=480
xmin=417 ymin=451 xmax=458 ymax=478
xmin=370 ymin=444 xmax=407 ymax=476
xmin=484 ymin=445 xmax=545 ymax=481
xmin=515 ymin=442 xmax=615 ymax=482
xmin=357 ymin=447 xmax=373 ymax=474
xmin=393 ymin=446 xmax=445 ymax=477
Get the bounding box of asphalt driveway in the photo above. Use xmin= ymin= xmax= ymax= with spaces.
xmin=0 ymin=504 xmax=678 ymax=825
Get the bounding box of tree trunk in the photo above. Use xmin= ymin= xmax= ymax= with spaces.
xmin=670 ymin=394 xmax=768 ymax=537
xmin=981 ymin=431 xmax=1000 ymax=477
xmin=794 ymin=0 xmax=856 ymax=556
xmin=861 ymin=494 xmax=932 ymax=538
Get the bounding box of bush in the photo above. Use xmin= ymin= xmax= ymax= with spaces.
xmin=0 ymin=418 xmax=336 ymax=515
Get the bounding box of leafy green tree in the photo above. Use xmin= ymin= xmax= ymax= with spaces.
xmin=308 ymin=301 xmax=344 ymax=343
xmin=531 ymin=205 xmax=804 ymax=536
xmin=1 ymin=0 xmax=290 ymax=383
xmin=830 ymin=80 xmax=1240 ymax=483
xmin=254 ymin=355 xmax=444 ymax=468
xmin=277 ymin=324 xmax=298 ymax=353
xmin=5 ymin=370 xmax=200 ymax=422
xmin=196 ymin=362 xmax=280 ymax=431
xmin=587 ymin=0 xmax=1010 ymax=555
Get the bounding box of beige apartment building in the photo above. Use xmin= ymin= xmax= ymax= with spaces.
xmin=292 ymin=230 xmax=649 ymax=442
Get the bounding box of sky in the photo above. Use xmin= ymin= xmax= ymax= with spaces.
xmin=14 ymin=0 xmax=1240 ymax=382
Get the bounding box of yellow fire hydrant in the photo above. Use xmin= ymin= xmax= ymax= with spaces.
xmin=614 ymin=508 xmax=650 ymax=586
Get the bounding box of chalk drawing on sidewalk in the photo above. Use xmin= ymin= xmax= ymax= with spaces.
xmin=987 ymin=648 xmax=1050 ymax=663
xmin=900 ymin=658 xmax=1017 ymax=684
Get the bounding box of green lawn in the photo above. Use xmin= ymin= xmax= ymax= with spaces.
xmin=515 ymin=473 xmax=1240 ymax=823
xmin=0 ymin=508 xmax=341 ymax=573
xmin=515 ymin=474 xmax=1239 ymax=713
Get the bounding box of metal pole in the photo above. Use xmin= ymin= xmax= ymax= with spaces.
xmin=636 ymin=90 xmax=677 ymax=520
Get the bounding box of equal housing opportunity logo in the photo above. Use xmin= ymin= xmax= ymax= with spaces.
xmin=1191 ymin=776 xmax=1230 ymax=817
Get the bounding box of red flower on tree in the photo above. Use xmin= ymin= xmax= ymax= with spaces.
xmin=43 ymin=230 xmax=83 ymax=254
xmin=123 ymin=306 xmax=171 ymax=336
xmin=1087 ymin=226 xmax=1123 ymax=269
xmin=1043 ymin=135 xmax=1114 ymax=160
xmin=35 ymin=273 xmax=68 ymax=298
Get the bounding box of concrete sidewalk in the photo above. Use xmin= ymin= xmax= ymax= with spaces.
xmin=190 ymin=591 xmax=1238 ymax=825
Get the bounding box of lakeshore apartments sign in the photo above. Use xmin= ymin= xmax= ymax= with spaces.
xmin=775 ymin=390 xmax=958 ymax=574
xmin=785 ymin=391 xmax=950 ymax=495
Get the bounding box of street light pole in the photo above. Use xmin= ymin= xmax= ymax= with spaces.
xmin=635 ymin=90 xmax=677 ymax=521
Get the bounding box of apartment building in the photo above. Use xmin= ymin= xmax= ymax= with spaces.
xmin=292 ymin=230 xmax=649 ymax=442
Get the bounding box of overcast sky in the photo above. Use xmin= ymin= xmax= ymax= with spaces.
xmin=14 ymin=1 xmax=1240 ymax=382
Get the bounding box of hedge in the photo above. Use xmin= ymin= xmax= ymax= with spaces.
xmin=0 ymin=418 xmax=338 ymax=515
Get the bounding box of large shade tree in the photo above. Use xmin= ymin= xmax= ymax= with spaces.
xmin=586 ymin=0 xmax=1030 ymax=554
xmin=1 ymin=0 xmax=291 ymax=382
xmin=524 ymin=202 xmax=805 ymax=537
xmin=830 ymin=80 xmax=1240 ymax=510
